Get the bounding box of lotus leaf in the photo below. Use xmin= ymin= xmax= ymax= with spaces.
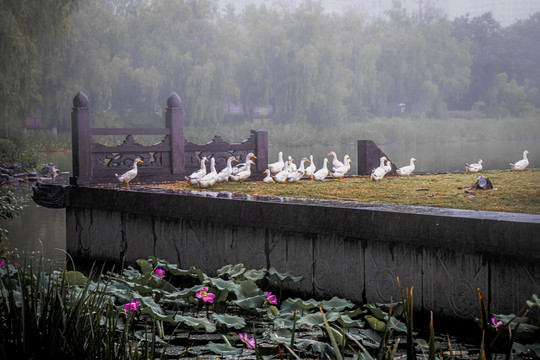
xmin=208 ymin=277 xmax=237 ymax=292
xmin=338 ymin=314 xmax=365 ymax=328
xmin=232 ymin=294 xmax=266 ymax=309
xmin=217 ymin=263 xmax=245 ymax=278
xmin=140 ymin=295 xmax=175 ymax=323
xmin=235 ymin=279 xmax=261 ymax=299
xmin=365 ymin=315 xmax=387 ymax=332
xmin=280 ymin=299 xmax=303 ymax=314
xmin=357 ymin=328 xmax=382 ymax=348
xmin=527 ymin=294 xmax=540 ymax=308
xmin=243 ymin=268 xmax=267 ymax=281
xmin=206 ymin=341 xmax=243 ymax=356
xmin=387 ymin=316 xmax=407 ymax=333
xmin=134 ymin=329 xmax=167 ymax=344
xmin=268 ymin=267 xmax=304 ymax=282
xmin=64 ymin=271 xmax=87 ymax=286
xmin=298 ymin=311 xmax=340 ymax=328
xmin=174 ymin=314 xmax=217 ymax=332
xmin=321 ymin=296 xmax=355 ymax=311
xmin=163 ymin=284 xmax=202 ymax=299
xmin=269 ymin=304 xmax=279 ymax=317
xmin=364 ymin=303 xmax=388 ymax=320
xmin=295 ymin=338 xmax=334 ymax=356
xmin=288 ymin=297 xmax=320 ymax=310
xmin=273 ymin=316 xmax=296 ymax=329
xmin=211 ymin=313 xmax=246 ymax=329
xmin=512 ymin=342 xmax=540 ymax=357
xmin=136 ymin=259 xmax=153 ymax=275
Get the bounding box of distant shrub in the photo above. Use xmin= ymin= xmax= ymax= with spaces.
xmin=0 ymin=139 xmax=17 ymax=164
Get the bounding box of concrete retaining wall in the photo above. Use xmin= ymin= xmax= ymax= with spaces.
xmin=65 ymin=186 xmax=540 ymax=323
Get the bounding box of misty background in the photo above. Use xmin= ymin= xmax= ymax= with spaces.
xmin=2 ymin=0 xmax=540 ymax=149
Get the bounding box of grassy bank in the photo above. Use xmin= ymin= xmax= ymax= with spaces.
xmin=154 ymin=169 xmax=540 ymax=214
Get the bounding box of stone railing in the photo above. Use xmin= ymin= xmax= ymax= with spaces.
xmin=70 ymin=91 xmax=268 ymax=185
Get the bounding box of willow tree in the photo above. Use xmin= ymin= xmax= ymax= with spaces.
xmin=0 ymin=0 xmax=78 ymax=138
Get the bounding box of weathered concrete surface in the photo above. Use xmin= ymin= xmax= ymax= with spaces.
xmin=64 ymin=185 xmax=540 ymax=323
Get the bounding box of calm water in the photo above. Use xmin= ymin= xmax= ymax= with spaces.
xmin=3 ymin=140 xmax=539 ymax=266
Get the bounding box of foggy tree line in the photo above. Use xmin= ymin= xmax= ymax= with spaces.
xmin=2 ymin=0 xmax=540 ymax=138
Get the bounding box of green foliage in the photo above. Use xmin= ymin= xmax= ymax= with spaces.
xmin=0 ymin=139 xmax=17 ymax=164
xmin=1 ymin=255 xmax=540 ymax=359
xmin=3 ymin=0 xmax=539 ymax=142
xmin=0 ymin=187 xmax=23 ymax=242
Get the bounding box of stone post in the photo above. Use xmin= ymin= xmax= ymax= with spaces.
xmin=165 ymin=92 xmax=184 ymax=175
xmin=253 ymin=129 xmax=268 ymax=172
xmin=71 ymin=91 xmax=91 ymax=184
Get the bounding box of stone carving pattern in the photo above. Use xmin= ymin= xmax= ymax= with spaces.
xmin=184 ymin=133 xmax=256 ymax=170
xmin=432 ymin=248 xmax=477 ymax=318
xmin=92 ymin=135 xmax=168 ymax=169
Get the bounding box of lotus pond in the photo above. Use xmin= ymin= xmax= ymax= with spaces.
xmin=1 ymin=255 xmax=539 ymax=359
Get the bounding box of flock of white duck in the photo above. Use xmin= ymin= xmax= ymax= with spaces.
xmin=115 ymin=149 xmax=531 ymax=188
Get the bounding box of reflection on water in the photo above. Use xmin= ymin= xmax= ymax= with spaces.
xmin=3 ymin=152 xmax=72 ymax=267
xmin=2 ymin=140 xmax=539 ymax=265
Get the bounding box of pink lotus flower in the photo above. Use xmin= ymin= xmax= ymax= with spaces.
xmin=238 ymin=333 xmax=256 ymax=349
xmin=154 ymin=268 xmax=165 ymax=279
xmin=265 ymin=291 xmax=278 ymax=305
xmin=0 ymin=260 xmax=5 ymax=268
xmin=195 ymin=286 xmax=216 ymax=303
xmin=124 ymin=299 xmax=140 ymax=314
xmin=491 ymin=317 xmax=503 ymax=330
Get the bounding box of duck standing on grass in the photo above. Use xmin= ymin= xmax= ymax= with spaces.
xmin=510 ymin=150 xmax=530 ymax=171
xmin=197 ymin=157 xmax=218 ymax=189
xmin=371 ymin=156 xmax=388 ymax=181
xmin=466 ymin=159 xmax=483 ymax=173
xmin=288 ymin=157 xmax=309 ymax=183
xmin=115 ymin=158 xmax=143 ymax=188
xmin=186 ymin=157 xmax=208 ymax=185
xmin=231 ymin=153 xmax=256 ymax=175
xmin=216 ymin=156 xmax=238 ymax=183
xmin=330 ymin=155 xmax=352 ymax=179
xmin=269 ymin=151 xmax=285 ymax=174
xmin=312 ymin=158 xmax=329 ymax=181
xmin=397 ymin=158 xmax=417 ymax=176
xmin=328 ymin=151 xmax=344 ymax=172
xmin=263 ymin=169 xmax=275 ymax=183
xmin=229 ymin=160 xmax=255 ymax=184
xmin=304 ymin=155 xmax=316 ymax=180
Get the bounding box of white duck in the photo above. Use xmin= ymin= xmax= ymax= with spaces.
xmin=510 ymin=150 xmax=530 ymax=171
xmin=304 ymin=155 xmax=316 ymax=180
xmin=328 ymin=151 xmax=344 ymax=172
xmin=312 ymin=158 xmax=329 ymax=181
xmin=384 ymin=159 xmax=392 ymax=174
xmin=371 ymin=156 xmax=388 ymax=181
xmin=330 ymin=156 xmax=352 ymax=179
xmin=231 ymin=153 xmax=256 ymax=175
xmin=198 ymin=157 xmax=218 ymax=188
xmin=397 ymin=158 xmax=417 ymax=176
xmin=263 ymin=169 xmax=275 ymax=183
xmin=229 ymin=160 xmax=254 ymax=184
xmin=287 ymin=156 xmax=297 ymax=172
xmin=269 ymin=151 xmax=285 ymax=174
xmin=465 ymin=159 xmax=483 ymax=173
xmin=115 ymin=158 xmax=143 ymax=188
xmin=273 ymin=166 xmax=291 ymax=183
xmin=288 ymin=157 xmax=309 ymax=183
xmin=186 ymin=156 xmax=208 ymax=185
xmin=216 ymin=156 xmax=238 ymax=183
